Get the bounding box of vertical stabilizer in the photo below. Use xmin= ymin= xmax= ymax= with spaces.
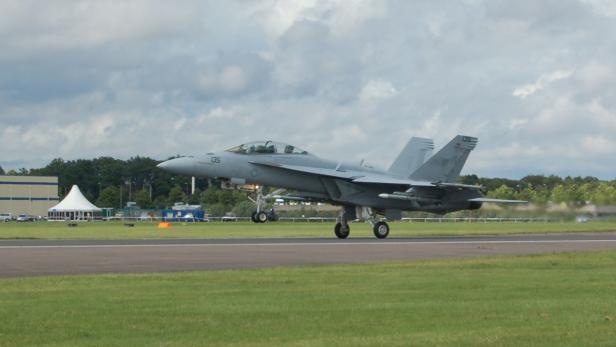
xmin=388 ymin=137 xmax=434 ymax=178
xmin=410 ymin=135 xmax=478 ymax=183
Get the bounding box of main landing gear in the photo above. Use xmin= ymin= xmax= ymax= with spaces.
xmin=333 ymin=207 xmax=390 ymax=239
xmin=372 ymin=221 xmax=390 ymax=239
xmin=334 ymin=208 xmax=350 ymax=239
xmin=334 ymin=221 xmax=350 ymax=239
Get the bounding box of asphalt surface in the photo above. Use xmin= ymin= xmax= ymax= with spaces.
xmin=2 ymin=233 xmax=616 ymax=277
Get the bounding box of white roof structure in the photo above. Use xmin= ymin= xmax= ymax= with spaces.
xmin=48 ymin=185 xmax=101 ymax=212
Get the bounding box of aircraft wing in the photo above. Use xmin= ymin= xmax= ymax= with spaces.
xmin=468 ymin=198 xmax=528 ymax=203
xmin=250 ymin=161 xmax=363 ymax=180
xmin=250 ymin=161 xmax=434 ymax=186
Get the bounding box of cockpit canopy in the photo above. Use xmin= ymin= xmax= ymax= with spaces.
xmin=226 ymin=141 xmax=309 ymax=155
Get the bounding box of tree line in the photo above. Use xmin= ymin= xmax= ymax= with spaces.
xmin=1 ymin=160 xmax=615 ymax=215
xmin=460 ymin=175 xmax=616 ymax=206
xmin=1 ymin=158 xmax=256 ymax=214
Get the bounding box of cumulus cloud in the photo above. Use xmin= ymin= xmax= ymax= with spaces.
xmin=358 ymin=80 xmax=398 ymax=101
xmin=1 ymin=0 xmax=616 ymax=179
xmin=512 ymin=69 xmax=575 ymax=99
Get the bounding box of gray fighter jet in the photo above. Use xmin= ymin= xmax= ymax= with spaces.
xmin=157 ymin=135 xmax=523 ymax=239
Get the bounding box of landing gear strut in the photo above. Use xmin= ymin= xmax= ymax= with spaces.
xmin=361 ymin=207 xmax=390 ymax=239
xmin=250 ymin=186 xmax=267 ymax=223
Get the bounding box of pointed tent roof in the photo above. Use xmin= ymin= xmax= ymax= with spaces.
xmin=48 ymin=185 xmax=101 ymax=212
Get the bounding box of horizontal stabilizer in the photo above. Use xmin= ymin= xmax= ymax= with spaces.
xmin=468 ymin=198 xmax=527 ymax=204
xmin=434 ymin=182 xmax=484 ymax=190
xmin=352 ymin=176 xmax=433 ymax=186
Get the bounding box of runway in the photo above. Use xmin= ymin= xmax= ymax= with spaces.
xmin=2 ymin=233 xmax=616 ymax=277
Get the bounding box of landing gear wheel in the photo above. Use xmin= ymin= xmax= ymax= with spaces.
xmin=334 ymin=222 xmax=350 ymax=239
xmin=256 ymin=211 xmax=268 ymax=223
xmin=373 ymin=221 xmax=390 ymax=239
xmin=251 ymin=211 xmax=259 ymax=223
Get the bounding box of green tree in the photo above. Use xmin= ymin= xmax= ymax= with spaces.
xmin=201 ymin=187 xmax=221 ymax=205
xmin=206 ymin=203 xmax=228 ymax=217
xmin=232 ymin=201 xmax=256 ymax=217
xmin=532 ymin=188 xmax=551 ymax=205
xmin=201 ymin=187 xmax=249 ymax=207
xmin=187 ymin=188 xmax=202 ymax=205
xmin=591 ymin=182 xmax=616 ymax=205
xmin=458 ymin=174 xmax=479 ymax=185
xmin=167 ymin=186 xmax=187 ymax=206
xmin=96 ymin=186 xmax=120 ymax=208
xmin=152 ymin=196 xmax=168 ymax=209
xmin=135 ymin=189 xmax=152 ymax=209
xmin=551 ymin=184 xmax=585 ymax=206
xmin=0 ymin=165 xmax=4 ymax=175
xmin=488 ymin=185 xmax=516 ymax=200
xmin=514 ymin=185 xmax=537 ymax=203
xmin=578 ymin=183 xmax=596 ymax=204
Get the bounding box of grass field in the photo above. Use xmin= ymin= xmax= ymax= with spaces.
xmin=1 ymin=251 xmax=615 ymax=346
xmin=0 ymin=220 xmax=615 ymax=240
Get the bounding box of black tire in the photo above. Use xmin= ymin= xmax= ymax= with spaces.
xmin=251 ymin=211 xmax=259 ymax=223
xmin=373 ymin=221 xmax=390 ymax=239
xmin=334 ymin=222 xmax=350 ymax=239
xmin=256 ymin=211 xmax=268 ymax=223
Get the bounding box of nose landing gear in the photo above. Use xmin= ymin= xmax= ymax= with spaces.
xmin=249 ymin=186 xmax=279 ymax=223
xmin=251 ymin=211 xmax=268 ymax=223
xmin=250 ymin=186 xmax=268 ymax=223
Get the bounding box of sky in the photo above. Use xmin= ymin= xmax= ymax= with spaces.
xmin=1 ymin=0 xmax=615 ymax=179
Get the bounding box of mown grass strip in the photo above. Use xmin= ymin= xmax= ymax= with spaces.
xmin=0 ymin=221 xmax=615 ymax=240
xmin=1 ymin=251 xmax=616 ymax=346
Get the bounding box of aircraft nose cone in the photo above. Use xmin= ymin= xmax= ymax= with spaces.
xmin=157 ymin=157 xmax=196 ymax=175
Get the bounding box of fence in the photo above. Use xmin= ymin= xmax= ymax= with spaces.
xmin=95 ymin=216 xmax=558 ymax=223
xmin=401 ymin=217 xmax=556 ymax=223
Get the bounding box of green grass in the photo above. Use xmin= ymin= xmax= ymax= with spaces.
xmin=0 ymin=220 xmax=615 ymax=240
xmin=2 ymin=251 xmax=616 ymax=346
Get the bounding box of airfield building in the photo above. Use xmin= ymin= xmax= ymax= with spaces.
xmin=0 ymin=175 xmax=59 ymax=217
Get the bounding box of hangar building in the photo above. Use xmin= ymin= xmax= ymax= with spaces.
xmin=0 ymin=175 xmax=59 ymax=217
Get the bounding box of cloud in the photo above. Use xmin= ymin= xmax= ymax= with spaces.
xmin=512 ymin=69 xmax=575 ymax=99
xmin=1 ymin=0 xmax=616 ymax=179
xmin=358 ymin=80 xmax=398 ymax=101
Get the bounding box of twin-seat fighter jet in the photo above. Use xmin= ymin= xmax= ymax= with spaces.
xmin=157 ymin=135 xmax=524 ymax=239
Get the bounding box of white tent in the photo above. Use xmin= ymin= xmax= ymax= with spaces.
xmin=48 ymin=185 xmax=101 ymax=220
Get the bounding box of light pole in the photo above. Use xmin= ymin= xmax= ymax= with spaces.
xmin=125 ymin=179 xmax=132 ymax=203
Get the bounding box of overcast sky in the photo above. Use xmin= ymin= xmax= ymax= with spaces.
xmin=1 ymin=0 xmax=615 ymax=179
